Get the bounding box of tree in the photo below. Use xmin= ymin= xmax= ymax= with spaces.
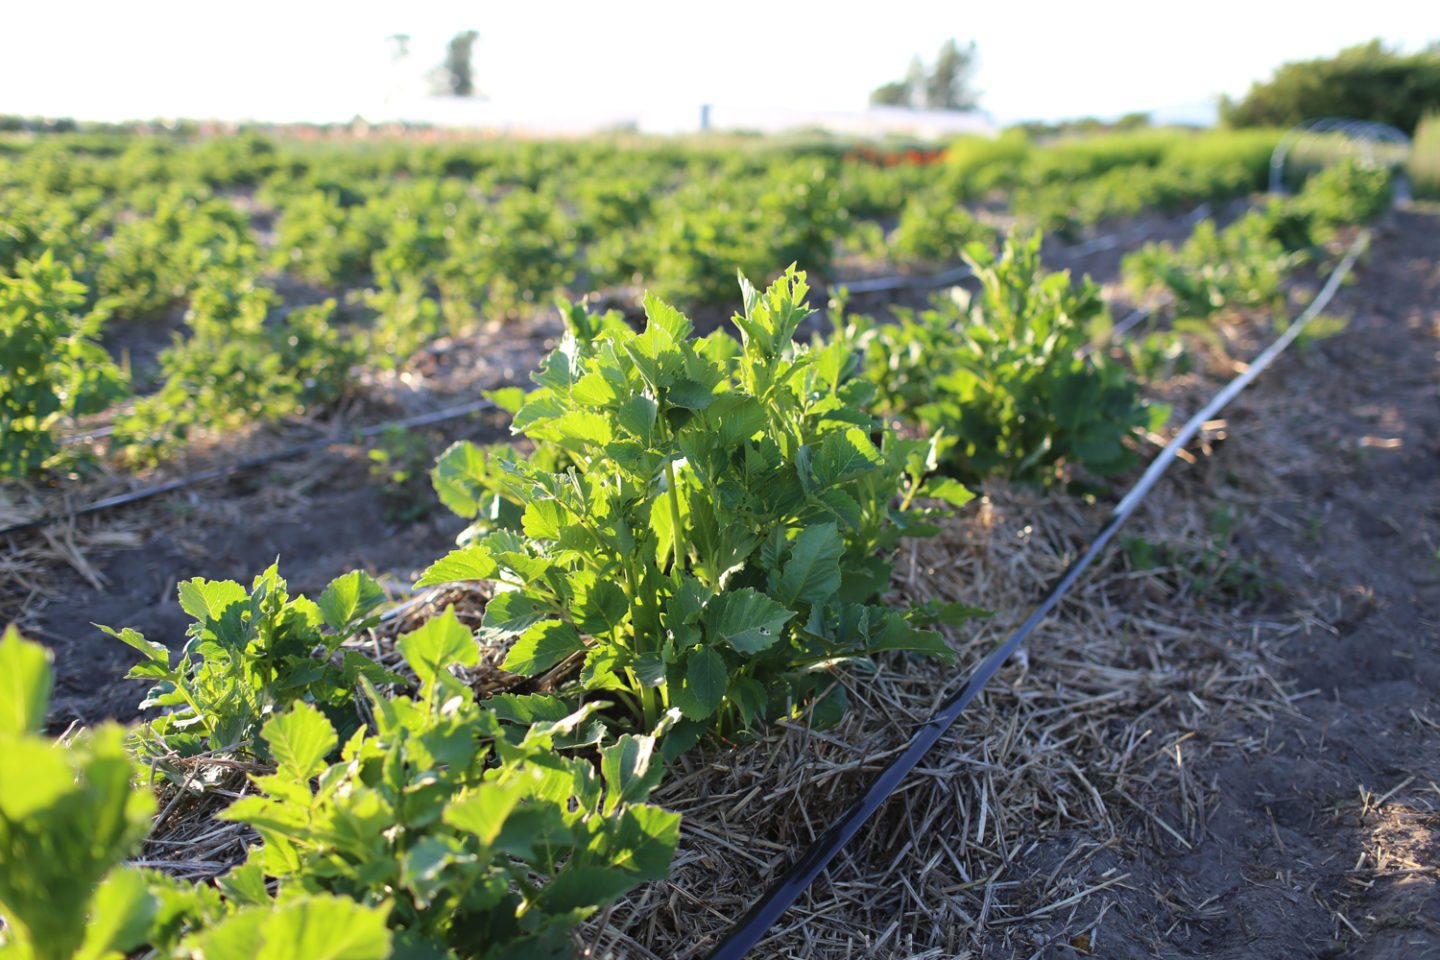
xmin=870 ymin=81 xmax=909 ymax=107
xmin=1222 ymin=40 xmax=1440 ymax=134
xmin=925 ymin=39 xmax=979 ymax=111
xmin=869 ymin=40 xmax=980 ymax=112
xmin=430 ymin=30 xmax=480 ymax=98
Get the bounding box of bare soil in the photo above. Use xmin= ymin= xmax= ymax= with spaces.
xmin=1098 ymin=209 xmax=1440 ymax=959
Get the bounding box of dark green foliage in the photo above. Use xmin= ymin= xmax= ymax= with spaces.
xmin=114 ymin=275 xmax=360 ymax=462
xmin=1124 ymin=158 xmax=1393 ymax=320
xmin=1222 ymin=40 xmax=1440 ymax=134
xmin=887 ymin=193 xmax=997 ymax=265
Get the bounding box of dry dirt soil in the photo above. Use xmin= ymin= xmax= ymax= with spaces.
xmin=1054 ymin=209 xmax=1439 ymax=959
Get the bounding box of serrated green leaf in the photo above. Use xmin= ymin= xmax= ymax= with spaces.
xmin=261 ymin=702 xmax=337 ymax=781
xmin=775 ymin=522 xmax=844 ymax=606
xmin=96 ymin=623 xmax=169 ymax=668
xmin=599 ymin=733 xmax=663 ymax=815
xmin=487 ymin=693 xmax=573 ymax=725
xmin=430 ymin=440 xmax=491 ymax=519
xmin=501 ymin=620 xmax=585 ymax=676
xmin=186 ymin=896 xmax=393 ymax=960
xmin=416 ymin=545 xmax=499 ymax=587
xmin=316 ymin=571 xmax=386 ymax=633
xmin=397 ymin=607 xmax=478 ymax=698
xmin=705 ymin=588 xmax=793 ymax=655
xmin=919 ymin=476 xmax=975 ymax=509
xmin=522 ymin=499 xmax=566 ymax=540
xmin=616 ymin=394 xmax=658 ymax=442
xmin=672 ymin=647 xmax=727 ymax=721
xmin=482 ymin=591 xmax=550 ymax=637
xmin=643 ymin=292 xmax=693 ymax=341
xmin=176 ymin=578 xmax=247 ymax=623
xmin=442 ymin=779 xmax=530 ymax=847
xmin=538 ymin=865 xmax=638 ymax=913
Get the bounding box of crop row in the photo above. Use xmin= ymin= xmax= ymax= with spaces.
xmin=0 ymin=156 xmax=1393 ymax=959
xmin=0 ymin=127 xmax=1289 ymax=479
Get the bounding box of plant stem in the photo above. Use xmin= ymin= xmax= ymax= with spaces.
xmin=664 ymin=459 xmax=686 ymax=572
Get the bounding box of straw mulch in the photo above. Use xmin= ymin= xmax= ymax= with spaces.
xmin=579 ymin=460 xmax=1296 ymax=959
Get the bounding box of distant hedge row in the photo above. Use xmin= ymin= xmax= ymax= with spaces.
xmin=1223 ymin=40 xmax=1440 ymax=135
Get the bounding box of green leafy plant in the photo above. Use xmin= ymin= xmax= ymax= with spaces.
xmin=1124 ymin=213 xmax=1297 ymax=321
xmin=857 ymin=233 xmax=1163 ymax=485
xmin=114 ymin=273 xmax=360 ymax=462
xmin=419 ymin=270 xmax=968 ymax=744
xmin=0 ymin=626 xmax=157 ymax=960
xmin=886 ymin=192 xmax=996 ymax=267
xmin=220 ymin=609 xmax=680 ymax=959
xmin=104 ymin=565 xmax=398 ymax=764
xmin=367 ymin=425 xmax=442 ymax=523
xmin=0 ymin=252 xmax=127 ymax=478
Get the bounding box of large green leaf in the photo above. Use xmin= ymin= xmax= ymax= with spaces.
xmin=599 ymin=733 xmax=663 ymax=814
xmin=705 ymin=589 xmax=793 ymax=655
xmin=501 ymin=620 xmax=585 ymax=676
xmin=416 ymin=545 xmax=499 ymax=587
xmin=261 ymin=702 xmax=337 ymax=781
xmin=316 ymin=571 xmax=386 ymax=633
xmin=671 ymin=647 xmax=727 ymax=721
xmin=0 ymin=624 xmax=51 ymax=735
xmin=775 ymin=523 xmax=844 ymax=606
xmin=397 ymin=606 xmax=479 ymax=699
xmin=185 ymin=896 xmax=392 ymax=960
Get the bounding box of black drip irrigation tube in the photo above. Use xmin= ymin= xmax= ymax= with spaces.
xmin=703 ymin=232 xmax=1368 ymax=960
xmin=0 ymin=399 xmax=496 ymax=540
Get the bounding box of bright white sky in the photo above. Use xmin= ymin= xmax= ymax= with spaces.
xmin=2 ymin=0 xmax=1435 ymax=128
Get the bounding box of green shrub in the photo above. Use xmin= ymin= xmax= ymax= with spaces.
xmin=221 ymin=616 xmax=680 ymax=959
xmin=887 ymin=193 xmax=996 ymax=266
xmin=115 ymin=274 xmax=360 ymax=461
xmin=104 ymin=565 xmax=398 ymax=765
xmin=1222 ymin=40 xmax=1440 ymax=135
xmin=419 ymin=271 xmax=969 ymax=745
xmin=857 ymin=233 xmax=1162 ymax=485
xmin=0 ymin=253 xmax=127 ymax=478
xmin=1125 ymin=213 xmax=1297 ymax=320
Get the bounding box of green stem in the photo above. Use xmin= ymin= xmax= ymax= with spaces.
xmin=665 ymin=460 xmax=686 ymax=573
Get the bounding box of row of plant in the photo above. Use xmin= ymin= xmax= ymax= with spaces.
xmin=2 ymin=127 xmax=1304 ymax=480
xmin=1122 ymin=157 xmax=1393 ymax=325
xmin=1 ymin=230 xmax=1166 ymax=956
xmin=0 ymin=151 xmax=1396 ymax=956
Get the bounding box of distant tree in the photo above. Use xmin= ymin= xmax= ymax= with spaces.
xmin=1222 ymin=40 xmax=1440 ymax=134
xmin=869 ymin=81 xmax=910 ymax=107
xmin=925 ymin=39 xmax=979 ymax=111
xmin=430 ymin=30 xmax=480 ymax=97
xmin=869 ymin=40 xmax=980 ymax=112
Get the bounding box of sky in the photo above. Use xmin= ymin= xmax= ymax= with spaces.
xmin=2 ymin=1 xmax=1435 ymax=130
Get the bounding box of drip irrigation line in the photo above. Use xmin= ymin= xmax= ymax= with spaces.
xmin=703 ymin=231 xmax=1368 ymax=960
xmin=0 ymin=398 xmax=496 ymax=539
